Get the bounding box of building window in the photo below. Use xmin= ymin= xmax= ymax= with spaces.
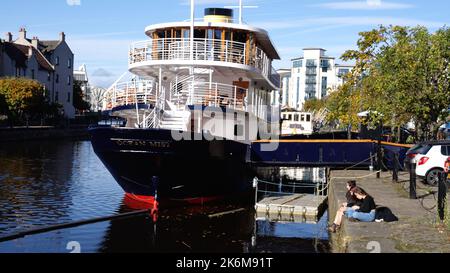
xmin=68 ymin=58 xmax=72 ymax=68
xmin=294 ymin=114 xmax=299 ymax=122
xmin=293 ymin=60 xmax=303 ymax=68
xmin=55 ymin=92 xmax=59 ymax=102
xmin=56 ymin=74 xmax=59 ymax=83
xmin=67 ymin=76 xmax=71 ymax=86
xmin=322 ymin=77 xmax=328 ymax=98
xmin=306 ymin=59 xmax=317 ymax=67
xmin=55 ymin=56 xmax=60 ymax=65
xmin=47 ymin=72 xmax=51 ymax=81
xmin=338 ymin=68 xmax=350 ymax=77
xmin=321 ymin=60 xmax=329 ymax=72
xmin=67 ymin=92 xmax=71 ymax=103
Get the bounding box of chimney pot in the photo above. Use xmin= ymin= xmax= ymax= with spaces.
xmin=32 ymin=36 xmax=39 ymax=48
xmin=60 ymin=32 xmax=66 ymax=42
xmin=19 ymin=28 xmax=27 ymax=40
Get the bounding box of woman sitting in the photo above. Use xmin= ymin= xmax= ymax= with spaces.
xmin=329 ymin=187 xmax=377 ymax=233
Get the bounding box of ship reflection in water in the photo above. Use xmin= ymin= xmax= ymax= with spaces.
xmin=0 ymin=140 xmax=329 ymax=253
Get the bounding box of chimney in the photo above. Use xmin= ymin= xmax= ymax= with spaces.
xmin=28 ymin=46 xmax=33 ymax=57
xmin=5 ymin=32 xmax=12 ymax=42
xmin=60 ymin=32 xmax=65 ymax=42
xmin=32 ymin=36 xmax=39 ymax=48
xmin=19 ymin=28 xmax=27 ymax=40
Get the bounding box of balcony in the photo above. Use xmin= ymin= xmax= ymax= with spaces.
xmin=306 ymin=60 xmax=317 ymax=67
xmin=130 ymin=38 xmax=280 ymax=89
xmin=305 ymin=78 xmax=317 ymax=84
xmin=306 ymin=68 xmax=317 ymax=75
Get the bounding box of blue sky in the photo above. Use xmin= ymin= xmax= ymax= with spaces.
xmin=1 ymin=0 xmax=449 ymax=87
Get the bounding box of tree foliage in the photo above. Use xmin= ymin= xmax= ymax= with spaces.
xmin=73 ymin=81 xmax=91 ymax=112
xmin=0 ymin=77 xmax=48 ymax=121
xmin=326 ymin=25 xmax=450 ymax=141
xmin=303 ymin=98 xmax=326 ymax=112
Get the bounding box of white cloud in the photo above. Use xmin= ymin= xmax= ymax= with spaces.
xmin=255 ymin=16 xmax=448 ymax=31
xmin=66 ymin=0 xmax=81 ymax=6
xmin=311 ymin=0 xmax=414 ymax=10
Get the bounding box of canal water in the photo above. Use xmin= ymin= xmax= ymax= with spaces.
xmin=0 ymin=140 xmax=329 ymax=253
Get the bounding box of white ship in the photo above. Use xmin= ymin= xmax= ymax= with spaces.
xmin=90 ymin=3 xmax=281 ymax=208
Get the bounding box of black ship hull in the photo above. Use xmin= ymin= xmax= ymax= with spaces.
xmin=89 ymin=127 xmax=254 ymax=208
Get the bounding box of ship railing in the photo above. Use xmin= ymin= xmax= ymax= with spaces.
xmin=252 ymin=48 xmax=280 ymax=88
xmin=130 ymin=38 xmax=247 ymax=65
xmin=141 ymin=107 xmax=159 ymax=129
xmin=105 ymin=80 xmax=155 ymax=110
xmin=170 ymin=81 xmax=247 ymax=111
xmin=130 ymin=38 xmax=281 ymax=89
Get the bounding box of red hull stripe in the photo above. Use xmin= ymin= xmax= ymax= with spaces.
xmin=124 ymin=193 xmax=226 ymax=209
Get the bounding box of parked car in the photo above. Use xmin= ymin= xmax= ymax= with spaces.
xmin=404 ymin=143 xmax=433 ymax=171
xmin=445 ymin=157 xmax=450 ymax=182
xmin=415 ymin=141 xmax=450 ymax=186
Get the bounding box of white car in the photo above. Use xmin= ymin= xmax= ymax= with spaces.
xmin=415 ymin=141 xmax=450 ymax=185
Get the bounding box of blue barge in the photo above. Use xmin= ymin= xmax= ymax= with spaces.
xmin=250 ymin=139 xmax=411 ymax=169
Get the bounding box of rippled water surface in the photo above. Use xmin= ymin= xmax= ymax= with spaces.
xmin=0 ymin=140 xmax=329 ymax=253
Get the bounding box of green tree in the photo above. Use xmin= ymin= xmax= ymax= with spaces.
xmin=73 ymin=81 xmax=91 ymax=112
xmin=0 ymin=77 xmax=48 ymax=126
xmin=327 ymin=25 xmax=450 ymax=141
xmin=303 ymin=98 xmax=327 ymax=112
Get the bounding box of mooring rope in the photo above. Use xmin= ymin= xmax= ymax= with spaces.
xmin=344 ymin=154 xmax=376 ymax=171
xmin=0 ymin=209 xmax=152 ymax=243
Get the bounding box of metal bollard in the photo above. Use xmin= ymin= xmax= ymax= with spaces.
xmin=409 ymin=161 xmax=417 ymax=199
xmin=393 ymin=153 xmax=399 ymax=182
xmin=438 ymin=171 xmax=448 ymax=222
xmin=253 ymin=177 xmax=259 ymax=209
xmin=377 ymin=140 xmax=382 ymax=179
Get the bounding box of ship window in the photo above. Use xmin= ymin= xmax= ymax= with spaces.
xmin=157 ymin=31 xmax=165 ymax=39
xmin=306 ymin=115 xmax=311 ymax=122
xmin=207 ymin=29 xmax=214 ymax=39
xmin=214 ymin=29 xmax=222 ymax=40
xmin=194 ymin=29 xmax=206 ymax=39
xmin=174 ymin=29 xmax=182 ymax=39
xmin=224 ymin=30 xmax=231 ymax=41
xmin=288 ymin=114 xmax=292 ymax=121
xmin=294 ymin=114 xmax=299 ymax=122
xmin=233 ymin=31 xmax=247 ymax=43
xmin=183 ymin=29 xmax=190 ymax=39
xmin=234 ymin=124 xmax=244 ymax=137
xmin=301 ymin=115 xmax=305 ymax=122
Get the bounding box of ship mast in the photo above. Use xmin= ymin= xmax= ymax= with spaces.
xmin=190 ymin=0 xmax=195 ymax=62
xmin=239 ymin=0 xmax=243 ymax=24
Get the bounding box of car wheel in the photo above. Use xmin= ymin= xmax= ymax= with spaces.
xmin=426 ymin=168 xmax=444 ymax=186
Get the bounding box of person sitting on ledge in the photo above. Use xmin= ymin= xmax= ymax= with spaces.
xmin=329 ymin=187 xmax=377 ymax=233
xmin=342 ymin=180 xmax=359 ymax=209
xmin=329 ymin=181 xmax=360 ymax=233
